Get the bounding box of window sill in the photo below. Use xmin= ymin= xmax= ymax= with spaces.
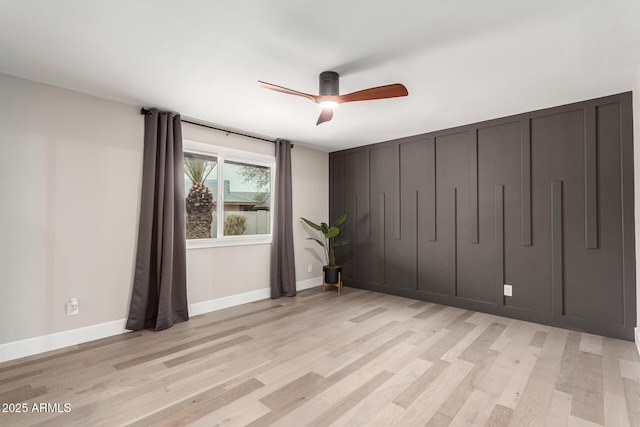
xmin=186 ymin=235 xmax=272 ymax=249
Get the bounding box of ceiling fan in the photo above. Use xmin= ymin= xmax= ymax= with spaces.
xmin=258 ymin=71 xmax=408 ymax=125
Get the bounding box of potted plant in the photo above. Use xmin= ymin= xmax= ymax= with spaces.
xmin=301 ymin=214 xmax=350 ymax=284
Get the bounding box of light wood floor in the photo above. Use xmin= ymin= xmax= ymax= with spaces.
xmin=1 ymin=287 xmax=640 ymax=426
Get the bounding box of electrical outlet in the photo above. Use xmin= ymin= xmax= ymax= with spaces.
xmin=503 ymin=284 xmax=513 ymax=297
xmin=67 ymin=298 xmax=79 ymax=316
xmin=308 ymin=264 xmax=312 ymax=273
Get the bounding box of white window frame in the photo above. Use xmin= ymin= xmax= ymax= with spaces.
xmin=183 ymin=140 xmax=275 ymax=249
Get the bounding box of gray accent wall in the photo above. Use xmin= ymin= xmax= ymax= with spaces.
xmin=330 ymin=92 xmax=636 ymax=341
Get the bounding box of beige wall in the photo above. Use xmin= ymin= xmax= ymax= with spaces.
xmin=0 ymin=74 xmax=329 ymax=350
xmin=291 ymin=144 xmax=329 ymax=281
xmin=0 ymin=74 xmax=143 ymax=345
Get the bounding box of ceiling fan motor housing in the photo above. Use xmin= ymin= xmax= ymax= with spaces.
xmin=319 ymin=71 xmax=339 ymax=96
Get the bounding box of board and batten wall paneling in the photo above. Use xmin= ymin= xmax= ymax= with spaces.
xmin=329 ymin=92 xmax=636 ymax=341
xmin=470 ymin=128 xmax=479 ymax=244
xmin=494 ymin=184 xmax=505 ymax=307
xmin=329 ymin=149 xmax=344 ymax=222
xmin=521 ymin=119 xmax=532 ymax=246
xmin=399 ymin=139 xmax=431 ymax=290
xmin=333 ymin=149 xmax=371 ymax=282
xmin=551 ymin=180 xmax=564 ymax=316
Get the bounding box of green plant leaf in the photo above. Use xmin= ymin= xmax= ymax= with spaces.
xmin=301 ymin=217 xmax=322 ymax=231
xmin=320 ymin=223 xmax=329 ymax=235
xmin=326 ymin=226 xmax=339 ymax=238
xmin=306 ymin=237 xmax=325 ymax=248
xmin=332 ymin=214 xmax=348 ymax=227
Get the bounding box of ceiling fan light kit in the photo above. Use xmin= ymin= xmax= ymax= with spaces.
xmin=319 ymin=100 xmax=339 ymax=109
xmin=258 ymin=71 xmax=408 ymax=125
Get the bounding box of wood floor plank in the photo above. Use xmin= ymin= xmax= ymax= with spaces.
xmin=529 ymin=330 xmax=548 ymax=348
xmin=545 ymin=389 xmax=572 ymax=426
xmin=193 ymin=304 xmax=283 ymax=330
xmin=495 ymin=346 xmax=540 ymax=409
xmin=311 ymin=349 xmax=363 ymax=379
xmin=489 ymin=318 xmax=533 ymax=353
xmin=274 ymin=368 xmax=371 ymax=427
xmin=448 ymin=389 xmax=494 ymax=426
xmin=306 ymin=370 xmax=393 ymax=426
xmin=0 ymin=368 xmax=45 ymax=386
xmin=414 ymin=303 xmax=447 ymax=319
xmin=184 ymin=393 xmax=271 ymax=427
xmin=113 ymin=327 xmax=249 ymax=370
xmin=0 ymin=384 xmax=47 ymax=404
xmin=163 ymin=334 xmax=253 ymax=368
xmin=600 ymin=333 xmax=632 ymax=427
xmin=568 ymin=414 xmax=605 ymax=426
xmin=247 ymin=374 xmax=327 ymax=426
xmin=130 ymin=378 xmax=264 ymax=427
xmin=484 ymin=403 xmax=513 ymax=427
xmin=604 ymin=391 xmax=631 ymax=427
xmin=392 ymin=358 xmax=476 ymax=425
xmin=619 ymin=358 xmax=640 ymax=381
xmin=440 ymin=317 xmax=497 ymax=363
xmin=579 ymin=332 xmax=603 ymax=356
xmin=407 ymin=300 xmax=429 ymax=309
xmin=556 ymin=330 xmax=582 ymax=394
xmin=426 ymin=412 xmax=454 ymax=427
xmin=326 ymin=320 xmax=400 ymax=358
xmin=508 ymin=356 xmax=561 ymax=426
xmin=570 ymin=351 xmax=604 ymax=425
xmin=329 ymin=357 xmax=431 ymax=426
xmin=348 ymin=307 xmax=388 ymax=323
xmin=379 ymin=339 xmax=432 ymax=375
xmin=0 ymin=351 xmax=91 ymax=383
xmin=477 ymin=349 xmax=521 ymax=398
xmin=0 ymin=347 xmax=83 ymax=375
xmin=393 ymin=359 xmax=449 ymax=409
xmin=622 ymin=377 xmax=640 ymax=427
xmin=368 ymin=402 xmax=405 ymax=426
xmin=0 ymin=287 xmax=639 ymax=427
xmin=438 ymin=350 xmax=498 ymax=420
xmin=436 ymin=322 xmax=504 ymax=420
xmin=420 ymin=322 xmax=475 ymax=362
xmin=327 ymin=330 xmax=415 ymax=383
xmin=406 ymin=306 xmax=467 ymax=346
xmin=260 ymin=372 xmax=325 ymax=410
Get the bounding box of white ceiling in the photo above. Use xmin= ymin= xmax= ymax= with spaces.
xmin=1 ymin=1 xmax=639 ymax=152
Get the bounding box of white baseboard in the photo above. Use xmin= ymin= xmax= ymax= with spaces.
xmin=0 ymin=319 xmax=129 ymax=364
xmin=189 ymin=277 xmax=321 ymax=316
xmin=188 ymin=287 xmax=272 ymax=317
xmin=636 ymin=328 xmax=640 ymax=357
xmin=297 ymin=276 xmax=323 ymax=291
xmin=0 ymin=278 xmax=323 ymax=364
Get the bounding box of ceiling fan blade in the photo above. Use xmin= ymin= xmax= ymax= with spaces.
xmin=258 ymin=81 xmax=318 ymax=103
xmin=316 ymin=108 xmax=333 ymax=125
xmin=337 ymin=83 xmax=408 ymax=103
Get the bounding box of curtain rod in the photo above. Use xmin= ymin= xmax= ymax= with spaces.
xmin=140 ymin=108 xmax=278 ymax=144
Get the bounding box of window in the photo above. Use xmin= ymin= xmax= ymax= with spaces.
xmin=183 ymin=140 xmax=274 ymax=248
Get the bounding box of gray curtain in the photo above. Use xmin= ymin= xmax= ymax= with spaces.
xmin=126 ymin=108 xmax=189 ymax=331
xmin=270 ymin=139 xmax=297 ymax=298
